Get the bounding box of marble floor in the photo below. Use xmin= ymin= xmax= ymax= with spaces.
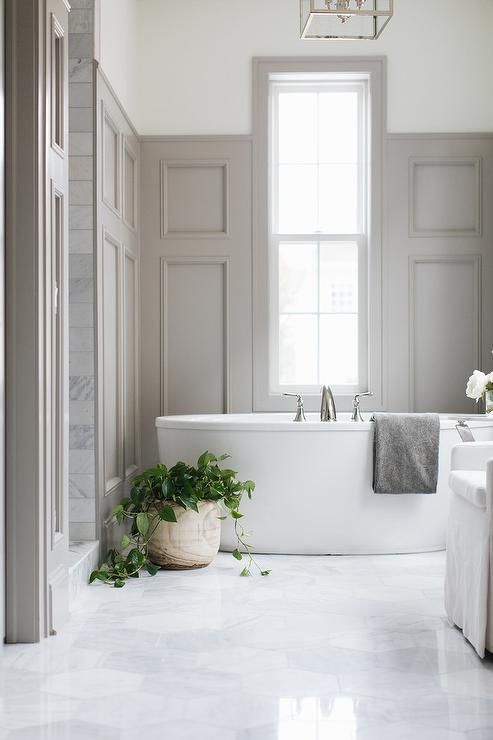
xmin=1 ymin=551 xmax=493 ymax=739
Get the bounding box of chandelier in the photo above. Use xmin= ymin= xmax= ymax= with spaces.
xmin=300 ymin=0 xmax=393 ymax=40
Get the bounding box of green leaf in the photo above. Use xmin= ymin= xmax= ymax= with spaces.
xmin=232 ymin=548 xmax=243 ymax=561
xmin=159 ymin=504 xmax=177 ymax=523
xmin=110 ymin=504 xmax=124 ymax=519
xmin=121 ymin=535 xmax=131 ymax=549
xmin=231 ymin=511 xmax=243 ymax=519
xmin=136 ymin=512 xmax=150 ymax=536
xmin=261 ymin=570 xmax=271 ymax=576
xmin=89 ymin=570 xmax=99 ymax=584
xmin=240 ymin=567 xmax=251 ymax=577
xmin=114 ymin=578 xmax=126 ymax=588
xmin=217 ymin=515 xmax=227 ymax=520
xmin=145 ymin=561 xmax=159 ymax=576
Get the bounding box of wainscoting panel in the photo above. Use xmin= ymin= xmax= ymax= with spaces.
xmin=140 ymin=138 xmax=252 ymax=468
xmin=161 ymin=258 xmax=228 ymax=415
xmin=124 ymin=250 xmax=139 ymax=477
xmin=102 ymin=106 xmax=120 ymax=215
xmin=410 ymin=256 xmax=481 ymax=413
xmin=102 ymin=229 xmax=122 ymax=492
xmin=161 ymin=160 xmax=229 ymax=238
xmin=96 ymin=69 xmax=140 ymax=552
xmin=409 ymin=157 xmax=482 ymax=237
xmin=386 ymin=135 xmax=493 ymax=413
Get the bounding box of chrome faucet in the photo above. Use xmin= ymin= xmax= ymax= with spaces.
xmin=320 ymin=385 xmax=337 ymax=421
xmin=351 ymin=391 xmax=373 ymax=422
xmin=283 ymin=393 xmax=307 ymax=422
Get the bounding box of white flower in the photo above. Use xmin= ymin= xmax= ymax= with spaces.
xmin=466 ymin=370 xmax=487 ymax=401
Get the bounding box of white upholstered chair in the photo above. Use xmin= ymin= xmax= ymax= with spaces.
xmin=445 ymin=441 xmax=493 ymax=657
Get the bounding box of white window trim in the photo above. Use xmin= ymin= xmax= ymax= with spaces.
xmin=252 ymin=57 xmax=386 ymax=413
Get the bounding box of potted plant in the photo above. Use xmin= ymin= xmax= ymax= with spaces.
xmin=90 ymin=451 xmax=270 ymax=587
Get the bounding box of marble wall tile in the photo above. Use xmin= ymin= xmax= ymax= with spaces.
xmin=70 ymin=255 xmax=93 ymax=279
xmin=69 ymin=278 xmax=93 ymax=303
xmin=70 ymin=0 xmax=94 ymax=9
xmin=70 ymin=328 xmax=94 ymax=352
xmin=70 ymin=230 xmax=93 ymax=254
xmin=69 ymin=304 xmax=94 ymax=328
xmin=69 ymin=82 xmax=93 ymax=109
xmin=69 ymin=423 xmax=95 ymax=450
xmin=70 ymin=522 xmax=96 ymax=540
xmin=69 ymin=157 xmax=93 ymax=181
xmin=69 ymin=474 xmax=96 ymax=498
xmin=70 ymin=376 xmax=95 ymax=402
xmin=69 ymin=450 xmax=95 ymax=475
xmin=69 ymin=133 xmax=93 ymax=156
xmin=69 ymin=9 xmax=94 ymax=34
xmin=69 ymin=11 xmax=96 ymax=535
xmin=69 ymin=58 xmax=93 ymax=84
xmin=70 ymin=108 xmax=93 ymax=133
xmin=70 ymin=351 xmax=94 ymax=376
xmin=70 ymin=498 xmax=96 ymax=523
xmin=68 ymin=34 xmax=93 ymax=59
xmin=69 ymin=205 xmax=93 ymax=230
xmin=70 ymin=400 xmax=95 ymax=425
xmin=70 ymin=181 xmax=93 ymax=206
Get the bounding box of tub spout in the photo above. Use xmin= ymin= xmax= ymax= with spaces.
xmin=321 ymin=385 xmax=337 ymax=422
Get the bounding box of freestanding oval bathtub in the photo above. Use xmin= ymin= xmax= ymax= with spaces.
xmin=155 ymin=413 xmax=493 ymax=555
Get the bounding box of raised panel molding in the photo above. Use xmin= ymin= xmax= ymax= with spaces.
xmin=160 ymin=257 xmax=230 ymax=415
xmin=123 ymin=136 xmax=138 ymax=232
xmin=102 ymin=228 xmax=123 ymax=494
xmin=102 ymin=103 xmax=121 ymax=216
xmin=409 ymin=157 xmax=482 ymax=238
xmin=160 ymin=159 xmax=230 ymax=239
xmin=124 ymin=249 xmax=139 ymax=478
xmin=409 ymin=255 xmax=481 ymax=413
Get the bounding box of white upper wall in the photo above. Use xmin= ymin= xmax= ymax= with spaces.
xmin=100 ymin=0 xmax=493 ymax=135
xmin=99 ymin=0 xmax=140 ymax=127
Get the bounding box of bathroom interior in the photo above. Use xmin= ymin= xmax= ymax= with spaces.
xmin=2 ymin=0 xmax=493 ymax=737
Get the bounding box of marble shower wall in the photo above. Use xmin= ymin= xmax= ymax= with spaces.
xmin=69 ymin=1 xmax=96 ymax=540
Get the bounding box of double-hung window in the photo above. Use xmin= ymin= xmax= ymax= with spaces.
xmin=270 ymin=75 xmax=369 ymax=396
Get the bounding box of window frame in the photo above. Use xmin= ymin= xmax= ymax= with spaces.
xmin=270 ymin=79 xmax=368 ymax=395
xmin=253 ymin=57 xmax=386 ymax=413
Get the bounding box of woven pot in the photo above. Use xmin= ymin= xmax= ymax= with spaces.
xmin=147 ymin=501 xmax=221 ymax=569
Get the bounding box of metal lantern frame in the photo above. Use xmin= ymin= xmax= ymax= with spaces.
xmin=300 ymin=0 xmax=394 ymax=40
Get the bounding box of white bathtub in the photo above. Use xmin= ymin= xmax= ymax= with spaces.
xmin=155 ymin=413 xmax=493 ymax=555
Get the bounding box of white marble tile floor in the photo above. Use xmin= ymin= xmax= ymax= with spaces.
xmin=1 ymin=551 xmax=493 ymax=739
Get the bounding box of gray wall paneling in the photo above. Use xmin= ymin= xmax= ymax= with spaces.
xmin=140 ymin=138 xmax=252 ymax=468
xmin=385 ymin=135 xmax=493 ymax=414
xmin=96 ymin=70 xmax=141 ymax=553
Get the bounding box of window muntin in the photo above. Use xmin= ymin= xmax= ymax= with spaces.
xmin=269 ymin=77 xmax=369 ymax=394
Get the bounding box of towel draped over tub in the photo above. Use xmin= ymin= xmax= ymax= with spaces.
xmin=372 ymin=413 xmax=440 ymax=494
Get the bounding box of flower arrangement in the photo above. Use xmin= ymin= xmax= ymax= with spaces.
xmin=466 ymin=362 xmax=493 ymax=413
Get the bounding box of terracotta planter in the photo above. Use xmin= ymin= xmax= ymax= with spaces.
xmin=147 ymin=501 xmax=221 ymax=569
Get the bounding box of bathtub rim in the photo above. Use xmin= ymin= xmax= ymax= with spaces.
xmin=155 ymin=412 xmax=493 ymax=433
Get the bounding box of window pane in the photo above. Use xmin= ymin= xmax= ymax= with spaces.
xmin=319 ymin=314 xmax=358 ymax=386
xmin=279 ymin=242 xmax=317 ymax=313
xmin=318 ymin=92 xmax=359 ymax=164
xmin=279 ymin=315 xmax=317 ymax=385
xmin=318 ymin=164 xmax=358 ymax=233
xmin=278 ymin=93 xmax=317 ymax=164
xmin=320 ymin=242 xmax=358 ymax=313
xmin=278 ymin=164 xmax=317 ymax=233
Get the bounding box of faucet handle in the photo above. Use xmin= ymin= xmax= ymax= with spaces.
xmin=353 ymin=391 xmax=373 ymax=405
xmin=283 ymin=393 xmax=306 ymax=422
xmin=283 ymin=392 xmax=303 ymax=402
xmin=351 ymin=391 xmax=373 ymax=422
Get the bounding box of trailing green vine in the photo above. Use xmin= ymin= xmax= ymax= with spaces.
xmin=90 ymin=451 xmax=270 ymax=587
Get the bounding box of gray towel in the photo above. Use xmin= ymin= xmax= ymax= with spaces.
xmin=372 ymin=413 xmax=440 ymax=494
